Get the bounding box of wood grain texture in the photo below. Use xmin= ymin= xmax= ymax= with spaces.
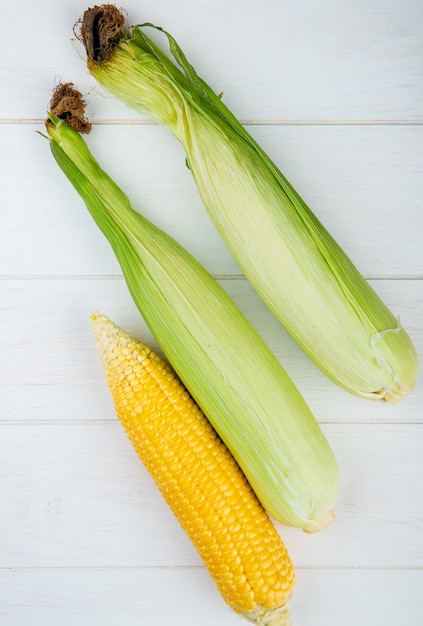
xmin=1 ymin=0 xmax=422 ymax=624
xmin=0 ymin=569 xmax=422 ymax=626
xmin=1 ymin=0 xmax=422 ymax=121
xmin=1 ymin=124 xmax=422 ymax=278
xmin=1 ymin=278 xmax=422 ymax=423
xmin=1 ymin=422 xmax=423 ymax=568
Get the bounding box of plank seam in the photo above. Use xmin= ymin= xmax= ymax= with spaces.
xmin=1 ymin=118 xmax=423 ymax=126
xmin=1 ymin=565 xmax=423 ymax=572
xmin=1 ymin=420 xmax=422 ymax=426
xmin=0 ymin=275 xmax=422 ymax=281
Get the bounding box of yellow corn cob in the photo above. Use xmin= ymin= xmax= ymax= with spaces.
xmin=92 ymin=312 xmax=295 ymax=626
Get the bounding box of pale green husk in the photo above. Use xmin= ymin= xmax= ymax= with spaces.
xmin=85 ymin=23 xmax=418 ymax=402
xmin=45 ymin=115 xmax=339 ymax=532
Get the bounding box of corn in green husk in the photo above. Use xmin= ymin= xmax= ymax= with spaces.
xmin=78 ymin=4 xmax=418 ymax=402
xmin=45 ymin=96 xmax=339 ymax=533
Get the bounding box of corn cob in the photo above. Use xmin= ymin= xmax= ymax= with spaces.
xmin=78 ymin=4 xmax=418 ymax=402
xmin=92 ymin=312 xmax=295 ymax=626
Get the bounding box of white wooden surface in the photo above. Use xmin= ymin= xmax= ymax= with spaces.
xmin=1 ymin=1 xmax=422 ymax=624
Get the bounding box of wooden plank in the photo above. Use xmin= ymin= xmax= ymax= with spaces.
xmin=1 ymin=423 xmax=422 ymax=568
xmin=0 ymin=568 xmax=422 ymax=626
xmin=1 ymin=0 xmax=422 ymax=121
xmin=1 ymin=123 xmax=422 ymax=278
xmin=1 ymin=278 xmax=421 ymax=423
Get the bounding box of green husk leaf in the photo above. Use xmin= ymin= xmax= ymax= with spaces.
xmin=79 ymin=7 xmax=418 ymax=402
xmin=45 ymin=106 xmax=339 ymax=532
